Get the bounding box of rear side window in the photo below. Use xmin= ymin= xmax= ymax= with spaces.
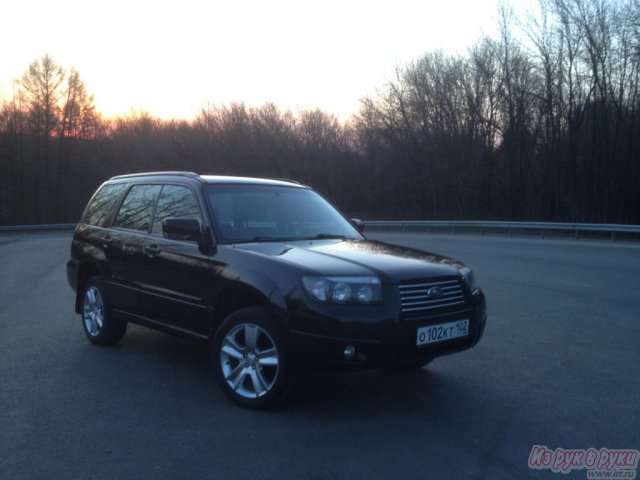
xmin=151 ymin=185 xmax=202 ymax=236
xmin=84 ymin=183 xmax=127 ymax=227
xmin=113 ymin=185 xmax=162 ymax=232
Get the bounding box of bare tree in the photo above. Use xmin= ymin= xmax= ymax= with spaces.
xmin=20 ymin=54 xmax=65 ymax=138
xmin=60 ymin=69 xmax=99 ymax=140
xmin=3 ymin=9 xmax=640 ymax=228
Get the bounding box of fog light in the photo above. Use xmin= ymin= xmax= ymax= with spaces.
xmin=343 ymin=345 xmax=356 ymax=360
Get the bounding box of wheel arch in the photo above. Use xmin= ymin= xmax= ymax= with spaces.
xmin=75 ymin=261 xmax=105 ymax=313
xmin=210 ymin=284 xmax=284 ymax=338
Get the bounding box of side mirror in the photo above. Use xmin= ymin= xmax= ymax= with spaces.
xmin=162 ymin=218 xmax=216 ymax=255
xmin=351 ymin=218 xmax=365 ymax=233
xmin=162 ymin=218 xmax=202 ymax=241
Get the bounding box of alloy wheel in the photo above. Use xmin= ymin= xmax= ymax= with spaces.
xmin=83 ymin=286 xmax=104 ymax=337
xmin=219 ymin=323 xmax=280 ymax=399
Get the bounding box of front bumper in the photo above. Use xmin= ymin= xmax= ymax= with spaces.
xmin=285 ymin=289 xmax=487 ymax=370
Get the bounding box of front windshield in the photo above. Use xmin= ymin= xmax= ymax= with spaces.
xmin=206 ymin=184 xmax=362 ymax=243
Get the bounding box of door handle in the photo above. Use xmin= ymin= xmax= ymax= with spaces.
xmin=144 ymin=245 xmax=161 ymax=257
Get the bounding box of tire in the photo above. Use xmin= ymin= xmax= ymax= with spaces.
xmin=212 ymin=307 xmax=293 ymax=409
xmin=81 ymin=276 xmax=127 ymax=346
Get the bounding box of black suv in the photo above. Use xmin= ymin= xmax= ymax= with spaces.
xmin=67 ymin=172 xmax=486 ymax=408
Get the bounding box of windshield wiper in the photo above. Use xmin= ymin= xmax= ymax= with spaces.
xmin=309 ymin=234 xmax=348 ymax=240
xmin=249 ymin=236 xmax=296 ymax=243
xmin=245 ymin=234 xmax=351 ymax=243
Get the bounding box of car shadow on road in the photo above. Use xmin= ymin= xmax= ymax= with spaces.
xmin=284 ymin=364 xmax=478 ymax=417
xmin=74 ymin=325 xmax=485 ymax=423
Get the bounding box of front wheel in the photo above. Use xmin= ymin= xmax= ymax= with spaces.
xmin=81 ymin=276 xmax=127 ymax=346
xmin=212 ymin=307 xmax=293 ymax=409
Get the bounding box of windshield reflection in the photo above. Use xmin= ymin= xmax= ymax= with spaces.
xmin=206 ymin=184 xmax=362 ymax=244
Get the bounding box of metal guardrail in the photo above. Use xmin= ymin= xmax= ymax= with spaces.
xmin=0 ymin=223 xmax=76 ymax=233
xmin=1 ymin=221 xmax=639 ymax=241
xmin=363 ymin=220 xmax=640 ymax=241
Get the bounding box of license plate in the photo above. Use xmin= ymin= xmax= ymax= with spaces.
xmin=417 ymin=320 xmax=469 ymax=346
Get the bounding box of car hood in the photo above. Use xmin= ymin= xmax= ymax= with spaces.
xmin=232 ymin=239 xmax=464 ymax=284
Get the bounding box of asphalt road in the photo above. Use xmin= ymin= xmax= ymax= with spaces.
xmin=0 ymin=231 xmax=638 ymax=479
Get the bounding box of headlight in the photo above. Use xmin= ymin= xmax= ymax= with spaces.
xmin=301 ymin=276 xmax=382 ymax=305
xmin=459 ymin=266 xmax=477 ymax=291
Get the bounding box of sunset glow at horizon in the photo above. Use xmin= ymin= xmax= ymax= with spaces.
xmin=1 ymin=0 xmax=515 ymax=121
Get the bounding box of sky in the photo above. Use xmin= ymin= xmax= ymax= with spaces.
xmin=1 ymin=0 xmax=509 ymax=121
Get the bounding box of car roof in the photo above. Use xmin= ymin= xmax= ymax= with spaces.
xmin=108 ymin=171 xmax=306 ymax=188
xmin=200 ymin=175 xmax=305 ymax=187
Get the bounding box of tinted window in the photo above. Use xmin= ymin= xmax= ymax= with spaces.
xmin=113 ymin=185 xmax=162 ymax=232
xmin=84 ymin=183 xmax=127 ymax=226
xmin=152 ymin=185 xmax=202 ymax=236
xmin=206 ymin=185 xmax=360 ymax=243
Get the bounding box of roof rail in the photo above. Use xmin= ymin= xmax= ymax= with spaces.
xmin=270 ymin=177 xmax=302 ymax=185
xmin=110 ymin=171 xmax=200 ymax=180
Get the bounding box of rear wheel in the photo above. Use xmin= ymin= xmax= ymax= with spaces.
xmin=81 ymin=277 xmax=127 ymax=346
xmin=213 ymin=307 xmax=293 ymax=409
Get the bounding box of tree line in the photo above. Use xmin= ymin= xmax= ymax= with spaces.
xmin=1 ymin=0 xmax=639 ymax=226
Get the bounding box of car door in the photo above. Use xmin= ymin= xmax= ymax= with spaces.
xmin=108 ymin=183 xmax=163 ymax=316
xmin=136 ymin=184 xmax=220 ymax=337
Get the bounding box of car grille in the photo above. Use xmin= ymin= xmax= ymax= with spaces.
xmin=398 ymin=277 xmax=466 ymax=314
